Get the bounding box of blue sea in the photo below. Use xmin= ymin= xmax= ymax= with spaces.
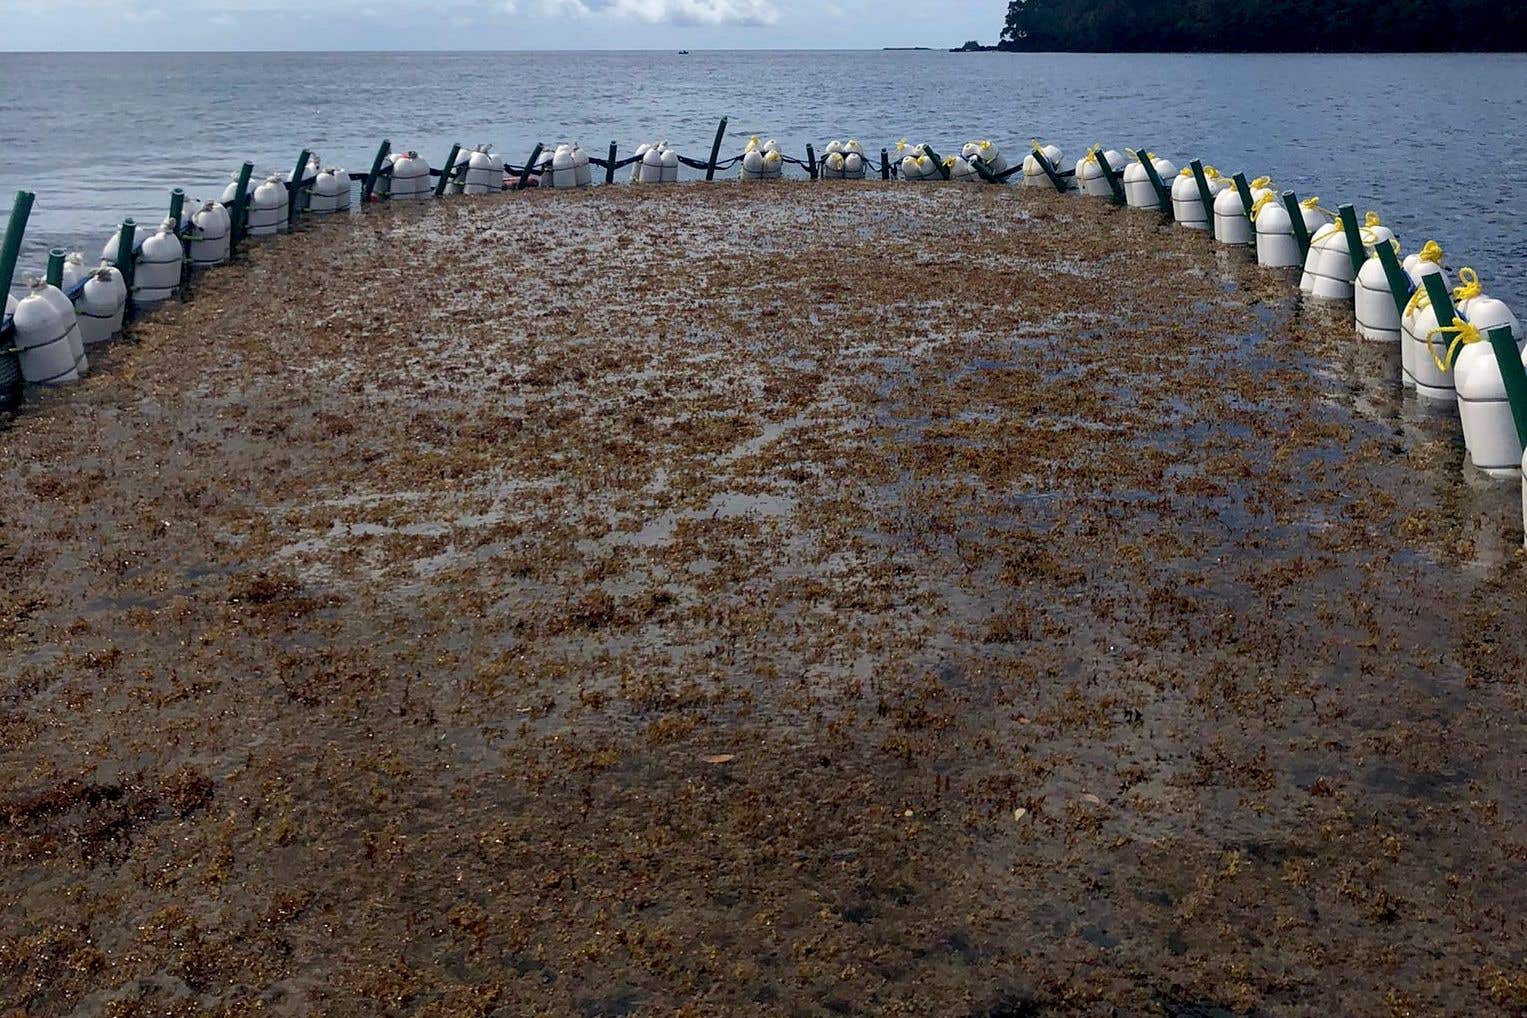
xmin=2 ymin=50 xmax=1525 ymax=306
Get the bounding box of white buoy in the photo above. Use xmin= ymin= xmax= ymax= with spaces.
xmin=311 ymin=166 xmax=351 ymax=212
xmin=133 ymin=219 xmax=184 ymax=308
xmin=1122 ymin=154 xmax=1176 ymax=209
xmin=11 ymin=279 xmax=80 ymax=385
xmin=1301 ymin=212 xmax=1395 ymax=302
xmin=1213 ymin=177 xmax=1270 ymax=245
xmin=963 ymin=140 xmax=1008 ymax=176
xmin=60 ymin=251 xmax=89 ymax=291
xmin=247 ymin=175 xmax=289 ymax=235
xmin=1076 ymin=149 xmax=1124 ymax=197
xmin=945 ymin=155 xmax=979 ymax=182
xmin=1451 ymin=300 xmax=1526 ymax=474
xmin=76 ymin=267 xmax=126 ymax=345
xmin=1022 ymin=144 xmax=1063 ymax=188
xmin=388 ymin=152 xmax=432 ymax=200
xmin=462 ymin=146 xmax=502 ymax=194
xmin=35 ymin=277 xmax=87 ymax=376
xmin=1397 ymin=247 xmax=1450 ymax=387
xmin=1171 ymin=167 xmax=1227 ymax=228
xmin=1254 ymin=197 xmax=1325 ymax=269
xmin=740 ymin=137 xmax=783 ymax=182
xmin=189 ymin=201 xmax=231 ymax=267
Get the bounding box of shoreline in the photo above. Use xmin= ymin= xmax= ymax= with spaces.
xmin=1 ymin=184 xmax=1523 ymax=1015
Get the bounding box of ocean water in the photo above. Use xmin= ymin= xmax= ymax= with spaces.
xmin=2 ymin=50 xmax=1525 ymax=306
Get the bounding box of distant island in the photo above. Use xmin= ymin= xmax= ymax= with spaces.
xmin=952 ymin=0 xmax=1527 ymax=51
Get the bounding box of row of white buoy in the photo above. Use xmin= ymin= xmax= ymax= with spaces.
xmin=821 ymin=140 xmax=868 ymax=181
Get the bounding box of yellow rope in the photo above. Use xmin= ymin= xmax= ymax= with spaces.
xmin=1404 ymin=286 xmax=1432 ymax=320
xmin=1426 ymin=317 xmax=1481 ymax=373
xmin=1300 ymin=196 xmax=1337 ymax=220
xmin=1250 ymin=175 xmax=1272 ymax=190
xmin=1249 ymin=191 xmax=1279 ymax=221
xmin=1364 ymin=211 xmax=1382 ymax=228
xmin=1418 ymin=240 xmax=1444 ymax=264
xmin=1452 ymin=267 xmax=1482 ymax=304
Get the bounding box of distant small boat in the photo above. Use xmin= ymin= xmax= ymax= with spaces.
xmin=678 ymin=50 xmax=690 ymax=55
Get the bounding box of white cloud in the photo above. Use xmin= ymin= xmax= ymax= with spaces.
xmin=606 ymin=0 xmax=778 ymax=25
xmin=503 ymin=0 xmax=591 ymax=15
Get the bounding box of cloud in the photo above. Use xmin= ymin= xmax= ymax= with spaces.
xmin=503 ymin=0 xmax=591 ymax=15
xmin=606 ymin=0 xmax=779 ymax=25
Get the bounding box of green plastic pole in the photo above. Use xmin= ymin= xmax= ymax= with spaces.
xmin=362 ymin=140 xmax=391 ymax=204
xmin=1337 ymin=204 xmax=1369 ymax=277
xmin=606 ymin=142 xmax=617 ymax=185
xmin=46 ymin=249 xmax=64 ymax=288
xmin=1421 ymin=272 xmax=1457 ymax=335
xmin=1028 ymin=143 xmax=1067 ymax=193
xmin=806 ymin=144 xmax=817 ymax=180
xmin=115 ymin=219 xmax=137 ymax=320
xmin=1372 ymin=239 xmax=1414 ymax=317
xmin=0 ymin=191 xmax=35 ymax=304
xmin=435 ymin=143 xmax=461 ymax=198
xmin=1281 ymin=191 xmax=1311 ymax=260
xmin=972 ymin=158 xmax=999 ymax=183
xmin=229 ymin=162 xmax=254 ymax=254
xmin=880 ymin=148 xmax=891 ymax=181
xmin=516 ymin=144 xmax=543 ymax=190
xmin=1189 ymin=160 xmax=1216 ymax=223
xmin=921 ymin=145 xmax=950 ymax=180
xmin=1133 ymin=146 xmax=1173 ymax=215
xmin=287 ymin=149 xmax=311 ymax=228
xmin=705 ymin=117 xmax=729 ymax=182
xmin=1232 ymin=173 xmax=1254 ymax=217
xmin=1485 ymin=325 xmax=1527 ymax=450
xmin=168 ymin=188 xmax=185 ymax=232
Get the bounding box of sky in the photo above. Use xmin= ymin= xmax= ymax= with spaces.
xmin=0 ymin=0 xmax=1004 ymax=50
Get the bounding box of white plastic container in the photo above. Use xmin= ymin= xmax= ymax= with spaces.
xmin=247 ymin=176 xmax=289 ymax=235
xmin=963 ymin=140 xmax=1008 ymax=176
xmin=1123 ymin=155 xmax=1176 ymax=209
xmin=462 ymin=146 xmax=502 ymax=194
xmin=1076 ymin=149 xmax=1124 ymax=197
xmin=1398 ymin=256 xmax=1450 ymax=388
xmin=740 ymin=139 xmax=783 ymax=182
xmin=1300 ymin=215 xmax=1396 ymax=302
xmin=189 ymin=201 xmax=231 ymax=267
xmin=310 ymin=166 xmax=351 ymax=213
xmin=945 ymin=155 xmax=979 ymax=182
xmin=76 ymin=267 xmax=126 ymax=345
xmin=1455 ymin=335 xmax=1527 ymax=476
xmin=10 ymin=279 xmax=80 ymax=385
xmin=1405 ymin=292 xmax=1459 ymax=402
xmin=1022 ymin=144 xmax=1062 ymax=188
xmin=1212 ymin=186 xmax=1255 ymax=244
xmin=388 ymin=152 xmax=432 ymax=200
xmin=1255 ymin=199 xmax=1324 ymax=269
xmin=1171 ymin=168 xmax=1227 ymax=228
xmin=133 ymin=220 xmax=183 ymax=308
xmin=36 ymin=278 xmax=87 ymax=376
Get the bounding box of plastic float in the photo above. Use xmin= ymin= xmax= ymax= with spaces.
xmin=40 ymin=257 xmax=87 ymax=376
xmin=1390 ymin=243 xmax=1451 ymax=383
xmin=463 ymin=146 xmax=504 ymax=193
xmin=1213 ymin=175 xmax=1271 ymax=244
xmin=10 ymin=279 xmax=80 ymax=385
xmin=134 ymin=220 xmax=184 ymax=308
xmin=188 ymin=200 xmax=232 ymax=267
xmin=1301 ymin=210 xmax=1394 ymax=301
xmin=962 ymin=140 xmax=1008 ymax=176
xmin=1123 ymin=151 xmax=1176 ymax=209
xmin=1022 ymin=143 xmax=1063 ymax=188
xmin=896 ymin=140 xmax=939 ymax=182
xmin=740 ymin=137 xmax=783 ymax=182
xmin=1255 ymin=195 xmax=1325 ymax=268
xmin=1406 ymin=272 xmax=1467 ymax=402
xmin=1076 ymin=148 xmax=1124 ymax=197
xmin=1171 ymin=165 xmax=1226 ymax=228
xmin=244 ymin=175 xmax=290 ymax=235
xmin=311 ymin=166 xmax=351 ymax=212
xmin=287 ymin=154 xmax=320 ymax=214
xmin=537 ymin=144 xmax=591 ymax=189
xmin=387 ymin=151 xmax=432 ymax=200
xmin=821 ymin=140 xmax=867 ymax=180
xmin=945 ymin=154 xmax=980 ymax=182
xmin=75 ymin=267 xmax=127 ymax=345
xmin=632 ymin=142 xmax=679 ymax=184
xmin=1452 ymin=313 xmax=1527 ymax=476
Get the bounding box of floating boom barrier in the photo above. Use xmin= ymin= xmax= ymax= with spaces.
xmin=1 ymin=117 xmax=1524 ymax=545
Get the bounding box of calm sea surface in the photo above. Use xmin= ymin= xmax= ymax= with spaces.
xmin=2 ymin=50 xmax=1524 ymax=305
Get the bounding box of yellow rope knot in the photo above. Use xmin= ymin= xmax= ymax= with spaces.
xmin=1404 ymin=286 xmax=1432 ymax=320
xmin=1300 ymin=196 xmax=1337 ymax=220
xmin=1250 ymin=176 xmax=1272 ymax=190
xmin=1203 ymin=166 xmax=1221 ymax=180
xmin=1418 ymin=240 xmax=1444 ymax=264
xmin=1452 ymin=267 xmax=1482 ymax=304
xmin=1364 ymin=211 xmax=1382 ymax=228
xmin=1426 ymin=316 xmax=1482 ymax=373
xmin=1249 ymin=191 xmax=1279 ymax=221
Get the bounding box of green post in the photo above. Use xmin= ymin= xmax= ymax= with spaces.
xmin=1232 ymin=173 xmax=1254 ymax=217
xmin=806 ymin=144 xmax=817 ymax=180
xmin=435 ymin=143 xmax=461 ymax=198
xmin=229 ymin=162 xmax=253 ymax=254
xmin=922 ymin=145 xmax=950 ymax=180
xmin=46 ymin=249 xmax=64 ymax=288
xmin=972 ymin=158 xmax=999 ymax=183
xmin=1189 ymin=160 xmax=1215 ymax=223
xmin=1421 ymin=272 xmax=1457 ymax=333
xmin=606 ymin=142 xmax=617 ymax=185
xmin=1134 ymin=145 xmax=1172 ymax=216
xmin=1280 ymin=191 xmax=1311 ymax=260
xmin=288 ymin=148 xmax=311 ymax=228
xmin=705 ymin=117 xmax=729 ymax=182
xmin=362 ymin=139 xmax=391 ymax=204
xmin=1485 ymin=325 xmax=1527 ymax=450
xmin=115 ymin=219 xmax=137 ymax=320
xmin=0 ymin=190 xmax=35 ymax=305
xmin=1096 ymin=149 xmax=1124 ymax=204
xmin=516 ymin=144 xmax=543 ymax=190
xmin=881 ymin=148 xmax=891 ymax=181
xmin=168 ymin=188 xmax=185 ymax=232
xmin=1029 ymin=143 xmax=1067 ymax=193
xmin=1372 ymin=239 xmax=1414 ymax=317
xmin=1337 ymin=204 xmax=1369 ymax=277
